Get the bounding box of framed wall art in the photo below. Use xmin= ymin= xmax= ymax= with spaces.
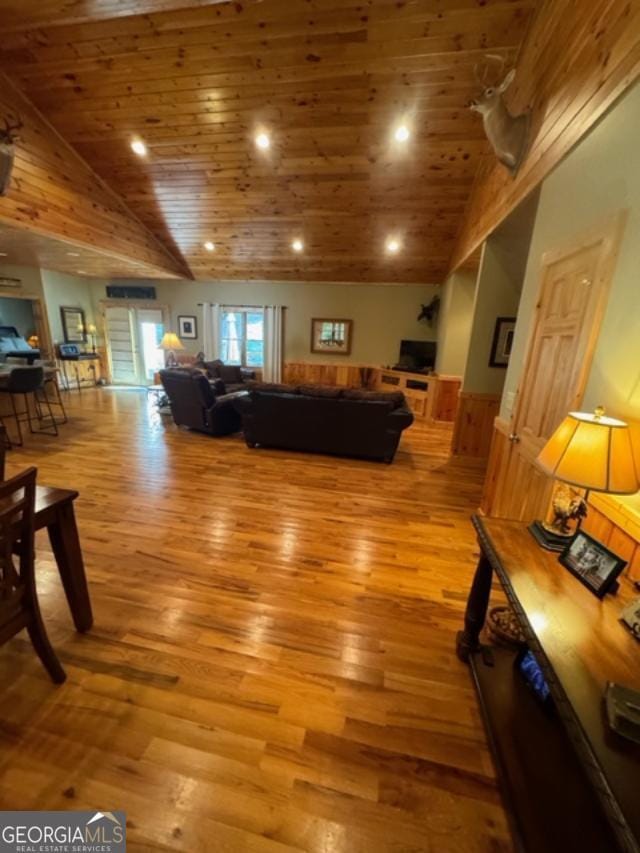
xmin=489 ymin=316 xmax=516 ymax=367
xmin=60 ymin=306 xmax=86 ymax=343
xmin=310 ymin=318 xmax=353 ymax=355
xmin=178 ymin=315 xmax=198 ymax=340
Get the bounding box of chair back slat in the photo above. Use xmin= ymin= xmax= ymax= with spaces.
xmin=0 ymin=467 xmax=36 ymax=626
xmin=0 ymin=424 xmax=6 ymax=482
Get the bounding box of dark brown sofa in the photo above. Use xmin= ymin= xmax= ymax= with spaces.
xmin=159 ymin=368 xmax=245 ymax=435
xmin=234 ymin=383 xmax=413 ymax=462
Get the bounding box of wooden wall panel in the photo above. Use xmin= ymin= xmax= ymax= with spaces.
xmin=449 ymin=0 xmax=640 ymax=271
xmin=0 ymin=73 xmax=187 ymax=279
xmin=283 ymin=362 xmax=377 ymax=389
xmin=451 ymin=392 xmax=500 ymax=457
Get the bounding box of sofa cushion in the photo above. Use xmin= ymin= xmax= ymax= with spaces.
xmin=218 ymin=364 xmax=244 ymax=384
xmin=245 ymin=381 xmax=294 ymax=394
xmin=342 ymin=388 xmax=406 ymax=409
xmin=298 ymin=384 xmax=343 ymax=399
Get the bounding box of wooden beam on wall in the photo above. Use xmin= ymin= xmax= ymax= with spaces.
xmin=448 ymin=0 xmax=640 ymax=272
xmin=0 ymin=73 xmax=189 ymax=279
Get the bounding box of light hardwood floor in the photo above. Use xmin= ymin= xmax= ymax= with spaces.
xmin=0 ymin=389 xmax=511 ymax=852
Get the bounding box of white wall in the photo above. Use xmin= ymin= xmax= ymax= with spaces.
xmin=436 ymin=269 xmax=477 ymax=376
xmin=90 ymin=278 xmax=441 ymax=366
xmin=500 ymin=80 xmax=640 ymax=511
xmin=41 ymin=269 xmax=97 ymax=344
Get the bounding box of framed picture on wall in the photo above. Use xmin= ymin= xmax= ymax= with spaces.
xmin=311 ymin=318 xmax=353 ymax=355
xmin=178 ymin=315 xmax=198 ymax=339
xmin=60 ymin=306 xmax=86 ymax=343
xmin=489 ymin=316 xmax=516 ymax=367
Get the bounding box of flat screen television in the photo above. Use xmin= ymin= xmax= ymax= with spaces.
xmin=396 ymin=339 xmax=437 ymax=372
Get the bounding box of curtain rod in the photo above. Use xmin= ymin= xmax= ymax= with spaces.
xmin=196 ymin=303 xmax=288 ymax=309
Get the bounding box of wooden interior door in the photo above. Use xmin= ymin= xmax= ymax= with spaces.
xmin=489 ymin=214 xmax=626 ymax=521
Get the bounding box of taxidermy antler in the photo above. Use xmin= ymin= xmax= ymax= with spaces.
xmin=469 ymin=55 xmax=529 ymax=174
xmin=417 ymin=296 xmax=440 ymax=326
xmin=0 ymin=115 xmax=22 ymax=197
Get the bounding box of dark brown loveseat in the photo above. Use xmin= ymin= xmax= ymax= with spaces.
xmin=234 ymin=383 xmax=413 ymax=462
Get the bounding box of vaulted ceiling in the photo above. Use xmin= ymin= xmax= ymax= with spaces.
xmin=0 ymin=0 xmax=537 ymax=283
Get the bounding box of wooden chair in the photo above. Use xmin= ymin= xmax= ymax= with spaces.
xmin=0 ymin=466 xmax=66 ymax=683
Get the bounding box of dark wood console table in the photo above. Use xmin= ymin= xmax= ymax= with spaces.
xmin=457 ymin=516 xmax=640 ymax=853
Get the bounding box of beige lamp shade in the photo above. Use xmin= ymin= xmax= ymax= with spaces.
xmin=537 ymin=409 xmax=640 ymax=494
xmin=158 ymin=331 xmax=184 ymax=351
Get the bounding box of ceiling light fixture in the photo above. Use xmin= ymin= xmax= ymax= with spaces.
xmin=131 ymin=138 xmax=147 ymax=157
xmin=292 ymin=239 xmax=304 ymax=252
xmin=203 ymin=241 xmax=215 ymax=252
xmin=255 ymin=132 xmax=270 ymax=150
xmin=394 ymin=125 xmax=410 ymax=142
xmin=0 ymin=252 xmax=7 ymax=257
xmin=67 ymin=251 xmax=80 ymax=257
xmin=386 ymin=238 xmax=401 ymax=254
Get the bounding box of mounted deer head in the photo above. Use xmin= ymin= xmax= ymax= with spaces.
xmin=0 ymin=116 xmax=22 ymax=197
xmin=417 ymin=296 xmax=440 ymax=326
xmin=469 ymin=55 xmax=529 ymax=174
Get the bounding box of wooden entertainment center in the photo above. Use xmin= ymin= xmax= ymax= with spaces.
xmin=375 ymin=368 xmax=461 ymax=422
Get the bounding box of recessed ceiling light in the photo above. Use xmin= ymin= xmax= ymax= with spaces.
xmin=386 ymin=238 xmax=401 ymax=254
xmin=0 ymin=252 xmax=7 ymax=257
xmin=255 ymin=132 xmax=270 ymax=150
xmin=131 ymin=139 xmax=147 ymax=156
xmin=67 ymin=251 xmax=80 ymax=257
xmin=292 ymin=239 xmax=304 ymax=252
xmin=394 ymin=125 xmax=410 ymax=143
xmin=77 ymin=269 xmax=88 ymax=275
xmin=203 ymin=241 xmax=215 ymax=252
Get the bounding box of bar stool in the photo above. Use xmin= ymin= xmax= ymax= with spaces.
xmin=6 ymin=358 xmax=68 ymax=426
xmin=0 ymin=367 xmax=59 ymax=448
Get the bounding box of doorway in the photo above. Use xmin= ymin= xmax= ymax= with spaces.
xmin=482 ymin=213 xmax=626 ymax=521
xmin=103 ymin=303 xmax=167 ymax=385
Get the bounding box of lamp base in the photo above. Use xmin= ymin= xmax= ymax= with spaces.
xmin=528 ymin=520 xmax=574 ymax=552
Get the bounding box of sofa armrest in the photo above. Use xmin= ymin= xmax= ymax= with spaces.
xmin=387 ymin=407 xmax=414 ymax=431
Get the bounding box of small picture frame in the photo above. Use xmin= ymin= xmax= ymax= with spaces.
xmin=489 ymin=316 xmax=516 ymax=367
xmin=311 ymin=318 xmax=353 ymax=355
xmin=559 ymin=530 xmax=627 ymax=598
xmin=60 ymin=306 xmax=86 ymax=343
xmin=178 ymin=315 xmax=197 ymax=340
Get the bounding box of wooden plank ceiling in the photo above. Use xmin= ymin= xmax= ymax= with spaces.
xmin=0 ymin=0 xmax=537 ymax=284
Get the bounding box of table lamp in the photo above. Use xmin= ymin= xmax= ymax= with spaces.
xmin=87 ymin=323 xmax=97 ymax=352
xmin=531 ymin=406 xmax=640 ymax=550
xmin=159 ymin=331 xmax=184 ymax=368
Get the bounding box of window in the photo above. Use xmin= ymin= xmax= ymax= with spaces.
xmin=220 ymin=308 xmax=264 ymax=367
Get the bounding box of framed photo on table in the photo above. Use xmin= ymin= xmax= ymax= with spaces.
xmin=178 ymin=315 xmax=198 ymax=339
xmin=311 ymin=318 xmax=353 ymax=355
xmin=559 ymin=530 xmax=627 ymax=598
xmin=489 ymin=316 xmax=515 ymax=367
xmin=60 ymin=306 xmax=86 ymax=343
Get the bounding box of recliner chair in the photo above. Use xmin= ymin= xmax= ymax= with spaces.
xmin=159 ymin=368 xmax=244 ymax=436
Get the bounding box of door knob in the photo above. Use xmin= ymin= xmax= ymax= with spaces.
xmin=509 ymin=433 xmax=520 ymax=443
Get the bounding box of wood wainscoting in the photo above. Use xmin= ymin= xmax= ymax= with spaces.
xmin=283 ymin=361 xmax=377 ymax=389
xmin=451 ymin=392 xmax=501 ymax=457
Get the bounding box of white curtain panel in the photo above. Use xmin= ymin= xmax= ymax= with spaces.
xmin=201 ymin=302 xmax=221 ymax=359
xmin=263 ymin=305 xmax=284 ymax=382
